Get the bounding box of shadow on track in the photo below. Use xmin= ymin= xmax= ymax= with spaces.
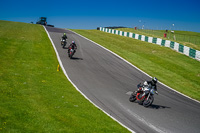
xmin=148 ymin=104 xmax=171 ymax=109
xmin=70 ymin=57 xmax=83 ymax=60
xmin=62 ymin=46 xmax=70 ymax=49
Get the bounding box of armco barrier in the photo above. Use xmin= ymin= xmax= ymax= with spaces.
xmin=99 ymin=27 xmax=200 ymax=61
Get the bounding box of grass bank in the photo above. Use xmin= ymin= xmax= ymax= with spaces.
xmin=71 ymin=29 xmax=200 ymax=101
xmin=116 ymin=28 xmax=200 ymax=51
xmin=0 ymin=20 xmax=130 ymax=132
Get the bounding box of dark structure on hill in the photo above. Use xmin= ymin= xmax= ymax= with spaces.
xmin=36 ymin=17 xmax=54 ymax=27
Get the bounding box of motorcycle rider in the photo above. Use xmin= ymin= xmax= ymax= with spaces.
xmin=68 ymin=41 xmax=77 ymax=54
xmin=62 ymin=33 xmax=68 ymax=40
xmin=61 ymin=33 xmax=68 ymax=47
xmin=136 ymin=77 xmax=158 ymax=94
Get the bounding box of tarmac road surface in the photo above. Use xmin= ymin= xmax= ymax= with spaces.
xmin=45 ymin=26 xmax=200 ymax=133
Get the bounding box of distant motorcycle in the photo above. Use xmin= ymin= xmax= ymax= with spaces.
xmin=61 ymin=39 xmax=67 ymax=48
xmin=129 ymin=82 xmax=158 ymax=107
xmin=68 ymin=47 xmax=76 ymax=59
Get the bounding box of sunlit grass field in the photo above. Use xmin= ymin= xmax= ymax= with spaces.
xmin=0 ymin=20 xmax=130 ymax=132
xmin=72 ymin=29 xmax=200 ymax=101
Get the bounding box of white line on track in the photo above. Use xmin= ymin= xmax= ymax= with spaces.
xmin=117 ymin=102 xmax=170 ymax=133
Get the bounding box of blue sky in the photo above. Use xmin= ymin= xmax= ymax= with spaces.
xmin=1 ymin=0 xmax=200 ymax=32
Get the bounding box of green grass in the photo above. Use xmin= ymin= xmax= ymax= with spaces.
xmin=116 ymin=28 xmax=200 ymax=51
xmin=0 ymin=20 xmax=130 ymax=133
xmin=71 ymin=29 xmax=200 ymax=101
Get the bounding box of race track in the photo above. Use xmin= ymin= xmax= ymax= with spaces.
xmin=45 ymin=26 xmax=200 ymax=133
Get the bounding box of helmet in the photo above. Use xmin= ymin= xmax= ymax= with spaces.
xmin=144 ymin=81 xmax=148 ymax=86
xmin=152 ymin=77 xmax=158 ymax=84
xmin=64 ymin=33 xmax=66 ymax=35
xmin=72 ymin=41 xmax=75 ymax=44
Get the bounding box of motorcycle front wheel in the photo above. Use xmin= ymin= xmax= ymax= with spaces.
xmin=70 ymin=52 xmax=73 ymax=59
xmin=143 ymin=95 xmax=154 ymax=107
xmin=63 ymin=42 xmax=66 ymax=48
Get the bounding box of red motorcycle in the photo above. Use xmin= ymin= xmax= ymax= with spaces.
xmin=129 ymin=82 xmax=158 ymax=107
xmin=68 ymin=47 xmax=76 ymax=59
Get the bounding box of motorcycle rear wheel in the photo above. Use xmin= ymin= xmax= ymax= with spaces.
xmin=137 ymin=93 xmax=144 ymax=105
xmin=129 ymin=92 xmax=137 ymax=102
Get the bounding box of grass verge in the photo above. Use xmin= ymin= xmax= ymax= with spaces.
xmin=0 ymin=20 xmax=130 ymax=133
xmin=71 ymin=29 xmax=200 ymax=101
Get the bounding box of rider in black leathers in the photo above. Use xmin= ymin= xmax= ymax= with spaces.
xmin=136 ymin=77 xmax=158 ymax=94
xmin=62 ymin=33 xmax=68 ymax=40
